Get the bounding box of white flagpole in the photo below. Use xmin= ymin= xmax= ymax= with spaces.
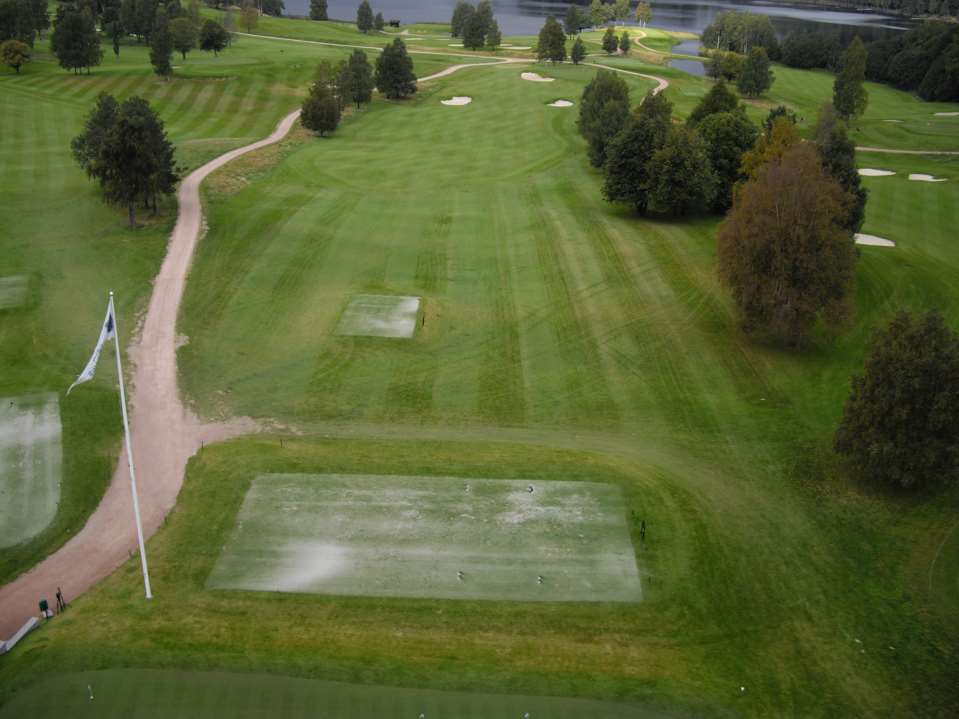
xmin=109 ymin=291 xmax=153 ymax=600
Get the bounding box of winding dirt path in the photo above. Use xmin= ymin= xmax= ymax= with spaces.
xmin=0 ymin=59 xmax=523 ymax=643
xmin=583 ymin=62 xmax=669 ymax=95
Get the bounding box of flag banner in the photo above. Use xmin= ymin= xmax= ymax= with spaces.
xmin=67 ymin=298 xmax=116 ymax=395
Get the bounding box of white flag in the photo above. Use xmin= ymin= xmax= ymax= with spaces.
xmin=67 ymin=297 xmax=116 ymax=395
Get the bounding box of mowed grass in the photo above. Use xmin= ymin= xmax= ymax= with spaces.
xmin=0 ymin=668 xmax=663 ymax=719
xmin=0 ymin=34 xmax=464 ymax=583
xmin=3 ymin=16 xmax=959 ymax=718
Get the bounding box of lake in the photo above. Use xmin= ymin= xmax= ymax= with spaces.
xmin=282 ymin=0 xmax=907 ymax=39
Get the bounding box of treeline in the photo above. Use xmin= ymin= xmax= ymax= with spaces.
xmin=783 ymin=0 xmax=957 ymax=18
xmin=781 ymin=20 xmax=959 ymax=102
xmin=450 ymin=1 xmax=501 ymax=50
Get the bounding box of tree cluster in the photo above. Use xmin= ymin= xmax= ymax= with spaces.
xmin=586 ymin=0 xmax=630 ymax=29
xmin=450 ymin=1 xmax=498 ymax=50
xmin=310 ymin=0 xmax=328 ymax=21
xmin=0 ymin=0 xmax=48 ymax=46
xmin=705 ymin=46 xmax=774 ymax=96
xmin=701 ymin=11 xmax=780 ymax=59
xmin=71 ymin=93 xmax=179 ymax=227
xmin=301 ymin=49 xmax=375 ymax=136
xmin=866 ymin=21 xmax=959 ymax=102
xmin=355 ymin=0 xmax=383 ymax=33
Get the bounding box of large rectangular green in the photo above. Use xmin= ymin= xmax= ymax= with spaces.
xmin=208 ymin=474 xmax=642 ymax=602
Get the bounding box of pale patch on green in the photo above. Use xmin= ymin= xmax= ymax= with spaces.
xmin=208 ymin=474 xmax=642 ymax=602
xmin=335 ymin=294 xmax=420 ymax=338
xmin=0 ymin=276 xmax=28 ymax=310
xmin=0 ymin=394 xmax=62 ymax=548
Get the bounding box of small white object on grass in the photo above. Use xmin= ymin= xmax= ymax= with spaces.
xmin=527 ymin=485 xmax=534 ymax=493
xmin=537 ymin=575 xmax=543 ymax=584
xmin=547 ymin=100 xmax=574 ymax=108
xmin=441 ymin=96 xmax=472 ymax=106
xmin=934 ymin=111 xmax=959 ymax=116
xmin=740 ymin=686 xmax=746 ymax=694
xmin=88 ymin=684 xmax=94 ymax=700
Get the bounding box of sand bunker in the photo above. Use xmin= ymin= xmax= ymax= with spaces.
xmin=501 ymin=44 xmax=532 ymax=49
xmin=858 ymin=169 xmax=896 ymax=177
xmin=441 ymin=96 xmax=472 ymax=106
xmin=855 ymin=233 xmax=896 ymax=247
xmin=447 ymin=43 xmax=463 ymax=47
xmin=521 ymin=72 xmax=554 ymax=82
xmin=548 ymin=100 xmax=573 ymax=107
xmin=909 ymin=173 xmax=947 ymax=182
xmin=883 ymin=119 xmax=903 ymax=123
xmin=934 ymin=112 xmax=959 ymax=116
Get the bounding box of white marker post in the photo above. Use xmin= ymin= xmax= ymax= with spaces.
xmin=110 ymin=292 xmax=153 ymax=600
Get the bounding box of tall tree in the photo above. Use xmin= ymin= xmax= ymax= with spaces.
xmin=697 ymin=109 xmax=757 ymax=211
xmin=589 ymin=0 xmax=604 ymax=28
xmin=375 ymin=37 xmax=416 ymax=99
xmin=450 ymin=1 xmax=471 ymax=38
xmin=613 ymin=0 xmax=629 ymax=22
xmin=101 ymin=0 xmax=122 ymax=55
xmin=635 ymin=1 xmax=651 ymax=27
xmin=261 ymin=0 xmax=284 ymax=17
xmin=462 ymin=4 xmax=487 ymax=50
xmin=150 ymin=8 xmax=173 ymax=78
xmin=309 ymin=0 xmax=327 ymax=21
xmin=718 ymin=142 xmax=856 ymax=346
xmin=687 ymin=79 xmax=739 ymax=126
xmin=563 ymin=5 xmax=581 ymax=37
xmin=602 ymin=26 xmax=617 ymax=54
xmin=347 ymin=48 xmax=373 ymax=106
xmin=834 ymin=36 xmax=868 ymax=119
xmin=814 ymin=103 xmax=867 ymax=234
xmin=619 ymin=31 xmax=630 ymax=55
xmin=603 ymin=91 xmax=673 ymax=215
xmin=739 ymin=115 xmax=801 ymax=180
xmin=737 ymin=46 xmax=773 ymax=97
xmin=241 ymin=0 xmax=258 ymax=33
xmin=579 ymin=68 xmax=630 ymax=167
xmin=571 ymin=35 xmax=585 ymax=65
xmin=0 ymin=37 xmax=29 ymax=72
xmin=835 ymin=310 xmax=959 ymax=491
xmin=536 ymin=15 xmax=566 ymax=64
xmin=356 ymin=0 xmax=373 ymax=33
xmin=301 ymin=80 xmax=340 ymax=135
xmin=169 ymin=16 xmax=196 ymax=60
xmin=648 ymin=126 xmax=717 ymax=216
xmin=50 ymin=5 xmax=102 ymax=73
xmin=199 ymin=18 xmax=228 ymax=55
xmin=486 ymin=19 xmax=500 ymax=49
xmin=374 ymin=11 xmax=384 ymax=31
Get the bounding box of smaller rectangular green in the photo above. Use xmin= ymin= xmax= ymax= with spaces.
xmin=335 ymin=295 xmax=420 ymax=338
xmin=208 ymin=473 xmax=642 ymax=602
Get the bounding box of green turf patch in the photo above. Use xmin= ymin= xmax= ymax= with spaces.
xmin=0 ymin=393 xmax=61 ymax=548
xmin=0 ymin=276 xmax=28 ymax=311
xmin=335 ymin=294 xmax=421 ymax=338
xmin=208 ymin=473 xmax=642 ymax=602
xmin=0 ymin=668 xmax=661 ymax=718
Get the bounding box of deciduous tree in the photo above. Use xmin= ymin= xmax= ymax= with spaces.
xmin=563 ymin=5 xmax=582 ymax=36
xmin=737 ymin=46 xmax=773 ymax=97
xmin=814 ymin=103 xmax=867 ymax=233
xmin=636 ymin=1 xmax=651 ymax=27
xmin=718 ymin=142 xmax=856 ymax=346
xmin=697 ymin=109 xmax=757 ymax=211
xmin=150 ymin=8 xmax=174 ymax=78
xmin=199 ymin=18 xmax=228 ymax=55
xmin=578 ymin=68 xmax=630 ymax=167
xmin=347 ymin=48 xmax=373 ymax=106
xmin=571 ymin=35 xmax=585 ymax=65
xmin=301 ymin=80 xmax=340 ymax=135
xmin=50 ymin=5 xmax=101 ymax=73
xmin=687 ymin=79 xmax=739 ymax=126
xmin=0 ymin=37 xmax=29 ymax=72
xmin=486 ymin=19 xmax=501 ymax=49
xmin=375 ymin=37 xmax=416 ymax=98
xmin=589 ymin=0 xmax=604 ymax=28
xmin=536 ymin=15 xmax=566 ymax=64
xmin=169 ymin=16 xmax=196 ymax=60
xmin=602 ymin=26 xmax=617 ymax=54
xmin=648 ymin=126 xmax=717 ymax=215
xmin=835 ymin=310 xmax=959 ymax=490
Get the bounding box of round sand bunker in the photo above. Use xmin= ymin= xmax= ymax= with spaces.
xmin=855 ymin=233 xmax=896 ymax=247
xmin=858 ymin=168 xmax=896 ymax=177
xmin=909 ymin=173 xmax=947 ymax=182
xmin=441 ymin=96 xmax=472 ymax=106
xmin=548 ymin=100 xmax=573 ymax=107
xmin=522 ymin=72 xmax=554 ymax=82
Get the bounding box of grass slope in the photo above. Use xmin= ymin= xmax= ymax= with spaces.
xmin=0 ymin=34 xmax=463 ymax=584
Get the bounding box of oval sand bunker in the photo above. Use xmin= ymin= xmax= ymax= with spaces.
xmin=522 ymin=72 xmax=554 ymax=82
xmin=909 ymin=173 xmax=947 ymax=182
xmin=548 ymin=100 xmax=573 ymax=107
xmin=858 ymin=169 xmax=896 ymax=177
xmin=855 ymin=233 xmax=896 ymax=247
xmin=441 ymin=96 xmax=472 ymax=106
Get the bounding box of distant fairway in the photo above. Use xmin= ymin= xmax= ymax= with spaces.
xmin=208 ymin=474 xmax=641 ymax=601
xmin=0 ymin=669 xmax=667 ymax=719
xmin=0 ymin=394 xmax=61 ymax=548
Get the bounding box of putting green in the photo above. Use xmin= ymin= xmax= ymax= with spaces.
xmin=207 ymin=473 xmax=642 ymax=602
xmin=0 ymin=669 xmax=666 ymax=718
xmin=0 ymin=394 xmax=61 ymax=548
